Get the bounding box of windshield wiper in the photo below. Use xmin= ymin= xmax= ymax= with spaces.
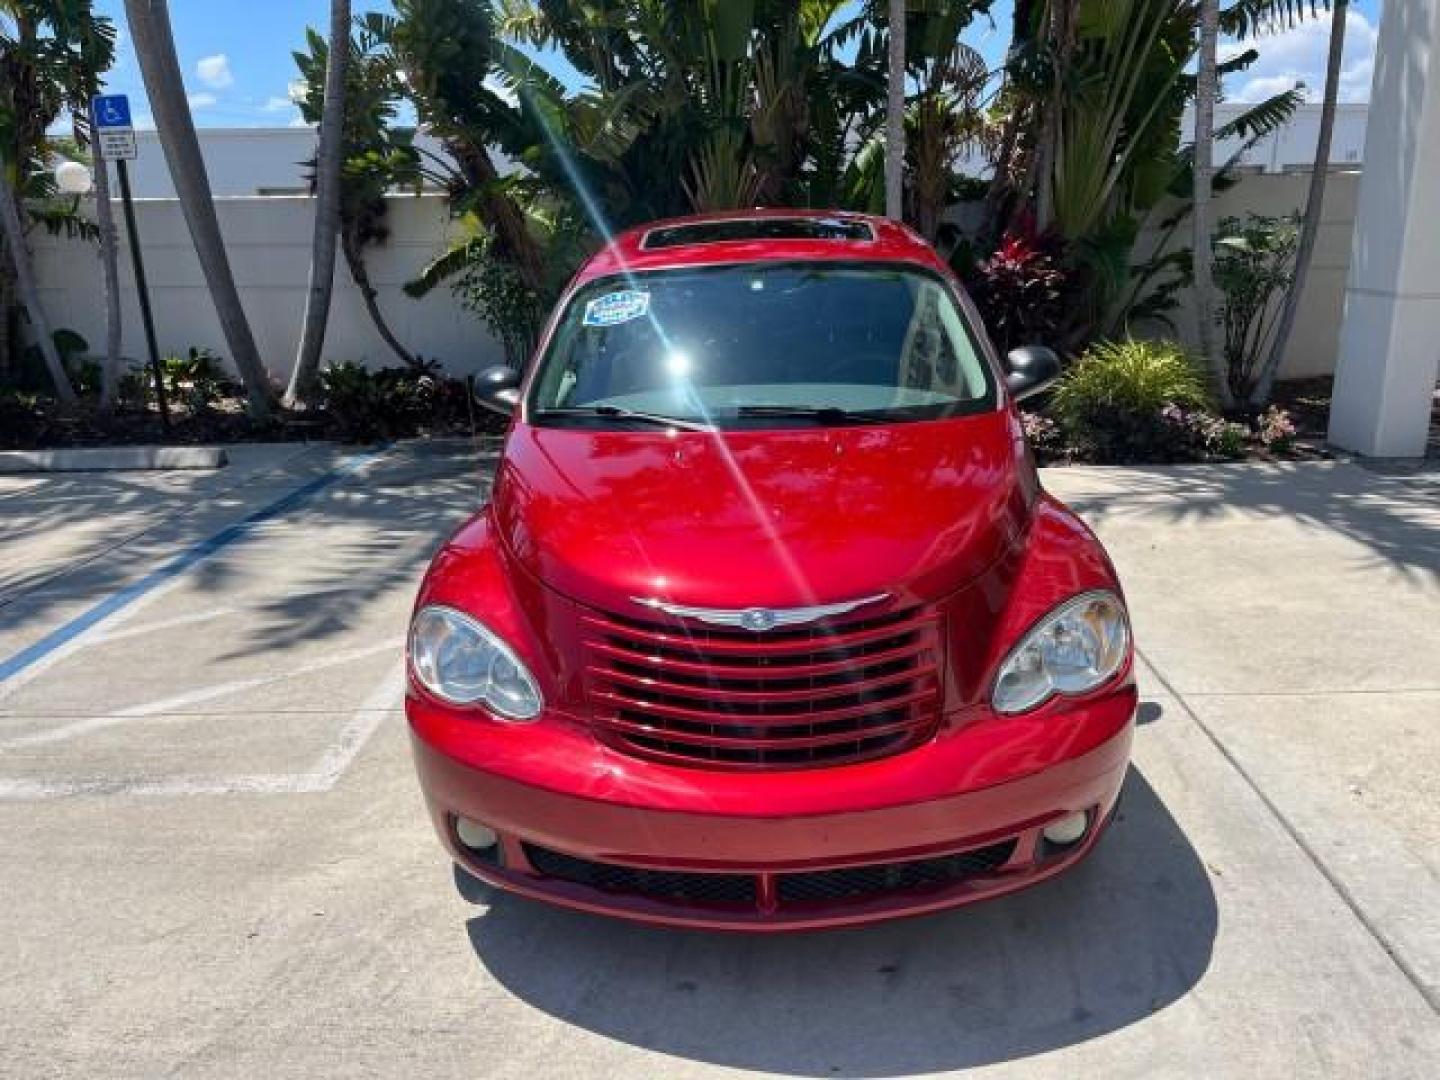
xmin=733 ymin=405 xmax=891 ymax=425
xmin=532 ymin=406 xmax=715 ymax=433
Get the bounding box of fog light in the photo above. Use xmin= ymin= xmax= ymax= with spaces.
xmin=1042 ymin=811 xmax=1088 ymax=846
xmin=455 ymin=817 xmax=497 ymax=851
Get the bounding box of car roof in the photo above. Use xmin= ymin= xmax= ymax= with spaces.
xmin=573 ymin=209 xmax=947 ymax=287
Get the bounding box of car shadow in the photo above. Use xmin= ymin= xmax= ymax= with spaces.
xmin=460 ymin=766 xmax=1214 ymax=1076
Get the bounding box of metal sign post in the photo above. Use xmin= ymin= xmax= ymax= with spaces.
xmin=93 ymin=94 xmax=170 ymax=430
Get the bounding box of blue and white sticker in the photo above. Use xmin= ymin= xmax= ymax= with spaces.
xmin=583 ymin=289 xmax=650 ymax=327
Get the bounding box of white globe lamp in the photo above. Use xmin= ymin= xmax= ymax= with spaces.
xmin=55 ymin=160 xmax=94 ymax=196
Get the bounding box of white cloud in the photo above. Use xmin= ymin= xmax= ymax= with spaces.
xmin=196 ymin=54 xmax=234 ymax=89
xmin=262 ymin=96 xmax=295 ymax=112
xmin=187 ymin=92 xmax=218 ymax=109
xmin=1231 ymin=11 xmax=1379 ymax=104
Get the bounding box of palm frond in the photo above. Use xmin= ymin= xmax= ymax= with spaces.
xmin=1221 ymin=0 xmax=1328 ymax=41
xmin=1217 ymin=86 xmax=1306 ymax=143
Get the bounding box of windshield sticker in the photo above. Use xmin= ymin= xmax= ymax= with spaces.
xmin=583 ymin=290 xmax=650 ymax=327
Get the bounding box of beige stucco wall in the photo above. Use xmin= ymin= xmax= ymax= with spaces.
xmin=1161 ymin=170 xmax=1360 ymax=380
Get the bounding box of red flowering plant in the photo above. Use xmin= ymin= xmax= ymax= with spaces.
xmin=967 ymin=223 xmax=1073 ymax=357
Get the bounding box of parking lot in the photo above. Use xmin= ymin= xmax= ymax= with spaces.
xmin=1 ymin=442 xmax=1436 ymax=1079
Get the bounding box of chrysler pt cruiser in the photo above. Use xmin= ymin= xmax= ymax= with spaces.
xmin=407 ymin=211 xmax=1136 ymax=930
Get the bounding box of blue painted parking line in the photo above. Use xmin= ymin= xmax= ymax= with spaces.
xmin=0 ymin=446 xmax=389 ymax=686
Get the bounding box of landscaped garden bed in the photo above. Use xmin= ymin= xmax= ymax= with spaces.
xmin=0 ymin=356 xmax=505 ymax=451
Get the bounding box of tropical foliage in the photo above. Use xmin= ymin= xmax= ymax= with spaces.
xmin=7 ymin=0 xmax=1345 ymax=458
xmin=1212 ymin=212 xmax=1300 ymax=402
xmin=0 ymin=0 xmax=116 ymax=398
xmin=291 ymin=15 xmax=425 ymax=369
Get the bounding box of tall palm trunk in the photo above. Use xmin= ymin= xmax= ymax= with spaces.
xmin=342 ymin=227 xmax=414 ymax=368
xmin=982 ymin=0 xmax=1039 ymax=239
xmin=1191 ymin=0 xmax=1232 ymax=407
xmin=92 ymin=153 xmax=124 ymax=411
xmin=1034 ymin=1 xmax=1077 ymax=232
xmin=285 ymin=0 xmax=350 ymax=408
xmin=1250 ymin=0 xmax=1348 ymax=407
xmin=0 ymin=259 xmax=14 ymax=381
xmin=885 ymin=0 xmax=905 ymax=221
xmin=0 ymin=172 xmax=75 ymax=405
xmin=123 ymin=0 xmax=273 ymax=419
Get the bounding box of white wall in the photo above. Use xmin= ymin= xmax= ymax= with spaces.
xmin=1159 ymin=170 xmax=1360 ymax=379
xmin=31 ymin=193 xmax=507 ymax=383
xmin=122 ymin=128 xmax=454 ymax=197
xmin=1188 ymin=103 xmax=1370 ymax=173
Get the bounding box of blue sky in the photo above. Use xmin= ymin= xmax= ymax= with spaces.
xmin=92 ymin=0 xmax=1385 ymax=130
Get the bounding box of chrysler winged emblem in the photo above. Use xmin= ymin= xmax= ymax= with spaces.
xmin=632 ymin=594 xmax=889 ymax=631
xmin=739 ymin=609 xmax=779 ymax=633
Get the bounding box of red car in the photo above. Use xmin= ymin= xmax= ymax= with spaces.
xmin=408 ymin=211 xmax=1136 ymax=930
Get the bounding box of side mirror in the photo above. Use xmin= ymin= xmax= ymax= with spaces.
xmin=473 ymin=365 xmax=522 ymax=416
xmin=1005 ymin=346 xmax=1061 ymax=403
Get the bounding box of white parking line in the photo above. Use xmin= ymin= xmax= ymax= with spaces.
xmin=0 ymin=640 xmax=404 ymax=751
xmin=87 ymin=605 xmax=241 ymax=646
xmin=300 ymin=661 xmax=408 ymax=789
xmin=0 ymin=661 xmax=408 ymax=801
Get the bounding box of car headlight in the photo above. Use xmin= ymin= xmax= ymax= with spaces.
xmin=409 ymin=605 xmax=542 ymax=720
xmin=992 ymin=591 xmax=1130 ymax=715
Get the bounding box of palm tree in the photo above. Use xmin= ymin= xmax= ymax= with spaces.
xmin=389 ymin=0 xmax=546 ymax=294
xmin=2 ymin=0 xmax=116 ymax=404
xmin=908 ymin=41 xmax=989 ymax=242
xmin=284 ymin=0 xmax=349 ymax=408
xmin=122 ymin=0 xmax=273 ymax=418
xmin=88 ymin=134 xmax=123 ymax=410
xmin=884 ymin=0 xmax=905 ymax=220
xmin=0 ymin=170 xmax=73 ymax=403
xmin=1191 ymin=0 xmax=1229 ymax=405
xmin=1250 ymin=0 xmax=1347 ymax=406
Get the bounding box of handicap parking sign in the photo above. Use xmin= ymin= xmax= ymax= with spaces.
xmin=93 ymin=94 xmax=133 ymax=129
xmin=92 ymin=94 xmax=137 ymax=160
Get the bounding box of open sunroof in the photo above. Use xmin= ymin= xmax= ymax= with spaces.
xmin=640 ymin=217 xmax=875 ymax=250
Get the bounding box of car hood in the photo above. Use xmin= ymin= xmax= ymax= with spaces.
xmin=492 ymin=411 xmax=1034 ymax=612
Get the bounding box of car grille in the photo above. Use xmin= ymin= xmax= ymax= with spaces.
xmin=776 ymin=841 xmax=1017 ymax=904
xmin=522 ymin=844 xmax=758 ymax=907
xmin=521 ymin=840 xmax=1018 ymax=912
xmin=579 ymin=603 xmax=942 ymax=770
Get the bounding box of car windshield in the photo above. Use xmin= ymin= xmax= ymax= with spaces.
xmin=527 ymin=261 xmax=997 ymax=428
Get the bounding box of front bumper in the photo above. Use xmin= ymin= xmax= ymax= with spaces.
xmin=410 ymin=690 xmax=1135 ymax=931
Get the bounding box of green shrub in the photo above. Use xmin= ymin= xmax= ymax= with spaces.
xmin=1051 ymin=339 xmax=1215 ymax=463
xmin=319 ymin=362 xmax=439 ymax=442
xmin=163 ymin=347 xmax=233 ymax=415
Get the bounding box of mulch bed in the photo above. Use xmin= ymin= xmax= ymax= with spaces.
xmin=1266 ymin=376 xmax=1338 ymax=460
xmin=0 ymin=396 xmax=493 ymax=451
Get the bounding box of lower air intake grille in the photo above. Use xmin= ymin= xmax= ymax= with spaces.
xmin=776 ymin=840 xmax=1018 ymax=904
xmin=520 ymin=839 xmax=1019 ymax=912
xmin=522 ymin=844 xmax=758 ymax=907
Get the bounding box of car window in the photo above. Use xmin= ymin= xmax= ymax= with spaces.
xmin=528 ymin=262 xmax=997 ymax=427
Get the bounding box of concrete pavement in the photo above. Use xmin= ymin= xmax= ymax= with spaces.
xmin=0 ymin=446 xmax=1435 ymax=1078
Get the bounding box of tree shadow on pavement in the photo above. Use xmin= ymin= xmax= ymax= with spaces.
xmin=462 ymin=767 xmax=1215 ymax=1076
xmin=1056 ymin=462 xmax=1439 ymax=585
xmin=0 ymin=442 xmax=495 ymax=659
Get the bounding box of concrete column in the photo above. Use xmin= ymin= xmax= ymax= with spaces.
xmin=1329 ymin=0 xmax=1440 ymax=458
